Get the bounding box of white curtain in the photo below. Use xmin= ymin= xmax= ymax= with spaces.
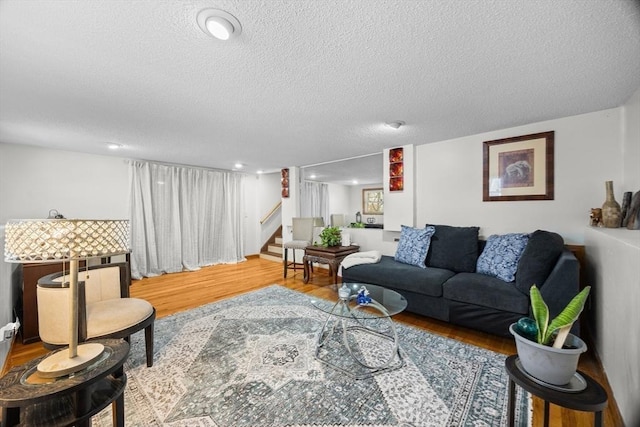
xmin=129 ymin=161 xmax=246 ymax=279
xmin=300 ymin=181 xmax=330 ymax=224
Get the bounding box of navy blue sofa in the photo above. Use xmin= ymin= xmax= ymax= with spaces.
xmin=341 ymin=226 xmax=580 ymax=337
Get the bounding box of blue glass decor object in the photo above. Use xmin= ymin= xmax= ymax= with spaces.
xmin=516 ymin=317 xmax=538 ymax=341
xmin=356 ymin=286 xmax=371 ymax=305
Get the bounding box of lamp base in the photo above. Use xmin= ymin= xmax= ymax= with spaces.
xmin=37 ymin=343 xmax=105 ymax=378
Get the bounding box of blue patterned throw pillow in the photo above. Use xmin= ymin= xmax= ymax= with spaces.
xmin=476 ymin=233 xmax=530 ymax=282
xmin=394 ymin=225 xmax=436 ymax=268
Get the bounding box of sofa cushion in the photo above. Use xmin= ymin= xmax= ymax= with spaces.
xmin=476 ymin=233 xmax=530 ymax=282
xmin=443 ymin=273 xmax=530 ymax=314
xmin=515 ymin=230 xmax=565 ymax=295
xmin=425 ymin=224 xmax=480 ymax=273
xmin=394 ymin=225 xmax=436 ymax=268
xmin=342 ymin=255 xmax=455 ymax=297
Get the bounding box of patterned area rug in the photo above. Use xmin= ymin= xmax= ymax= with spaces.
xmin=94 ymin=285 xmax=530 ymax=426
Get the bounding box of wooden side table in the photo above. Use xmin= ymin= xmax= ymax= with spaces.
xmin=0 ymin=339 xmax=129 ymax=427
xmin=505 ymin=355 xmax=608 ymax=427
xmin=303 ymin=245 xmax=359 ymax=284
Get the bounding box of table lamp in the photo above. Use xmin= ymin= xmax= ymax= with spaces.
xmin=4 ymin=219 xmax=129 ymax=378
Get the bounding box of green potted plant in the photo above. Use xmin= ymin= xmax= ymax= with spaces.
xmin=318 ymin=226 xmax=342 ymax=247
xmin=510 ymin=285 xmax=591 ymax=385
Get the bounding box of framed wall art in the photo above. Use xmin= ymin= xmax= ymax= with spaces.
xmin=388 ymin=147 xmax=404 ymax=192
xmin=281 ymin=168 xmax=289 ymax=198
xmin=482 ymin=131 xmax=554 ymax=201
xmin=362 ymin=188 xmax=384 ymax=215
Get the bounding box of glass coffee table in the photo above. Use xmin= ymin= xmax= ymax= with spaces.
xmin=312 ymin=283 xmax=407 ymax=379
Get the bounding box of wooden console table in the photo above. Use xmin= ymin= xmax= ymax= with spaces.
xmin=303 ymin=245 xmax=359 ymax=284
xmin=0 ymin=339 xmax=129 ymax=427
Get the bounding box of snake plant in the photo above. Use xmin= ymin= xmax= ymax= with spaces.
xmin=530 ymin=284 xmax=591 ymax=348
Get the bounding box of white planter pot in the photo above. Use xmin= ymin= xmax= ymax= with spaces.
xmin=509 ymin=323 xmax=587 ymax=386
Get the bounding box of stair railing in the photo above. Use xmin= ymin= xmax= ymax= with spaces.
xmin=260 ymin=201 xmax=282 ymax=225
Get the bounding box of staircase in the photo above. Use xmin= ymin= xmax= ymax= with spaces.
xmin=260 ymin=226 xmax=283 ymax=263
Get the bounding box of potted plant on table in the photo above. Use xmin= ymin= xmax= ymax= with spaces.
xmin=318 ymin=226 xmax=342 ymax=247
xmin=510 ymin=285 xmax=591 ymax=386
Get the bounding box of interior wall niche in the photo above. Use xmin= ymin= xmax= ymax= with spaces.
xmin=301 ymin=154 xmax=382 ymax=186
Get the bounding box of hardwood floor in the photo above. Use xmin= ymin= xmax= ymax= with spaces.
xmin=4 ymin=257 xmax=623 ymax=426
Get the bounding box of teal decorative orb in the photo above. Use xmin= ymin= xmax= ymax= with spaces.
xmin=516 ymin=317 xmax=538 ymax=341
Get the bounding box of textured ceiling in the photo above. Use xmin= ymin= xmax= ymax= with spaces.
xmin=1 ymin=0 xmax=639 ymax=183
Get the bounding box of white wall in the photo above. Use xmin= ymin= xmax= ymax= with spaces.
xmin=0 ymin=226 xmax=16 ymax=371
xmin=257 ymin=172 xmax=283 ymax=248
xmin=585 ymin=228 xmax=640 ymax=427
xmin=0 ymin=144 xmax=130 ymax=221
xmin=328 ymin=182 xmax=351 ymax=222
xmin=0 ymin=143 xmax=262 ymax=369
xmin=416 ymin=108 xmax=623 ymax=244
xmin=622 ymin=88 xmax=640 ymax=191
xmin=325 ymin=183 xmax=387 ymax=226
xmin=584 ymin=88 xmax=640 ymax=427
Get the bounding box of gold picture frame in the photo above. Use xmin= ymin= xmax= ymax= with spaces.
xmin=362 ymin=188 xmax=384 ymax=214
xmin=483 ymin=131 xmax=554 ymax=201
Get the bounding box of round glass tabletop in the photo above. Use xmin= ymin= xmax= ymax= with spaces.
xmin=311 ymin=282 xmax=407 ymax=318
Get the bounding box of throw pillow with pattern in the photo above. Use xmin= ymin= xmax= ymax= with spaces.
xmin=394 ymin=225 xmax=436 ymax=268
xmin=476 ymin=233 xmax=530 ymax=282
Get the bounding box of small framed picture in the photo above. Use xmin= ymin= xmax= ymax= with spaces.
xmin=483 ymin=131 xmax=554 ymax=201
xmin=362 ymin=188 xmax=384 ymax=215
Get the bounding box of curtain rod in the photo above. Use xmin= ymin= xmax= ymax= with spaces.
xmin=124 ymin=158 xmax=250 ymax=176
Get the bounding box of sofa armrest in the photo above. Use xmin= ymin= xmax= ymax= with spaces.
xmin=537 ymin=248 xmax=581 ymax=335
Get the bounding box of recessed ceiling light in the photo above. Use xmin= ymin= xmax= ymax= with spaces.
xmin=309 ymin=174 xmax=317 ymax=179
xmin=107 ymin=143 xmax=123 ymax=150
xmin=385 ymin=121 xmax=405 ymax=129
xmin=197 ymin=9 xmax=242 ymax=41
xmin=256 ymin=170 xmax=264 ymax=174
xmin=234 ymin=163 xmax=243 ymax=169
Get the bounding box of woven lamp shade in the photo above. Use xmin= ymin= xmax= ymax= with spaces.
xmin=4 ymin=219 xmax=129 ymax=262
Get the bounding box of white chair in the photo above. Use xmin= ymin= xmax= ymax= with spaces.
xmin=331 ymin=214 xmax=345 ymax=227
xmin=37 ymin=262 xmax=155 ymax=367
xmin=283 ymin=217 xmax=315 ymax=278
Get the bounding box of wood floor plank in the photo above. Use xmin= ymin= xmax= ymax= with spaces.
xmin=3 ymin=257 xmax=624 ymax=426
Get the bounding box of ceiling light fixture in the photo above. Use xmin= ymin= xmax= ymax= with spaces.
xmin=234 ymin=163 xmax=244 ymax=169
xmin=197 ymin=9 xmax=242 ymax=41
xmin=107 ymin=143 xmax=123 ymax=150
xmin=385 ymin=121 xmax=405 ymax=129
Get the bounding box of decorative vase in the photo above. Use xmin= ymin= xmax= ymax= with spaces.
xmin=627 ymin=190 xmax=640 ymax=230
xmin=510 ymin=324 xmax=586 ymax=386
xmin=601 ymin=181 xmax=621 ymax=228
xmin=620 ymin=191 xmax=632 ymax=227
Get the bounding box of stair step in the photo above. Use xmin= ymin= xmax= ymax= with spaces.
xmin=260 ymin=252 xmax=282 ymax=263
xmin=275 ymin=237 xmax=283 ymax=244
xmin=268 ymin=244 xmax=282 ymax=255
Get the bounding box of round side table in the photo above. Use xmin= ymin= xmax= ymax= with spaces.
xmin=505 ymin=354 xmax=608 ymax=427
xmin=0 ymin=338 xmax=129 ymax=427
